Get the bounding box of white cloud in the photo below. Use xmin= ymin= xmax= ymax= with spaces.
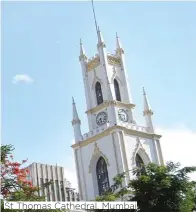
xmin=65 ymin=126 xmax=196 ymax=190
xmin=157 ymin=126 xmax=196 ymax=180
xmin=12 ymin=74 xmax=34 ymax=84
xmin=64 ymin=167 xmax=78 ymax=191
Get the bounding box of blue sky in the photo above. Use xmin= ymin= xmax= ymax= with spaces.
xmin=2 ymin=2 xmax=196 ymax=187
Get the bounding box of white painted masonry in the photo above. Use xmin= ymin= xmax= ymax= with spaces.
xmin=72 ymin=30 xmax=164 ymax=201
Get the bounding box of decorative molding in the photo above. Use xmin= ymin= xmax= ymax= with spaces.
xmin=110 ymin=100 xmax=134 ymax=109
xmin=111 ymin=67 xmax=117 ymax=83
xmin=88 ymin=142 xmax=110 ymax=173
xmin=107 ymin=55 xmax=121 ymax=66
xmin=86 ymin=55 xmax=120 ymax=72
xmin=116 ymin=48 xmax=124 ymax=55
xmin=143 ymin=109 xmax=154 ymax=116
xmin=131 ymin=137 xmax=151 ymax=166
xmin=71 ymin=125 xmax=162 ymax=149
xmin=86 ymin=101 xmax=108 ymax=114
xmin=87 ymin=57 xmax=100 ymax=72
xmin=111 ymin=67 xmax=122 ymax=85
xmin=97 ymin=42 xmax=106 ymax=48
xmin=92 ymin=69 xmax=103 ymax=89
xmin=79 ymin=54 xmax=87 ymax=61
xmin=72 ymin=119 xmax=81 ymax=125
xmin=85 ymin=100 xmax=135 ymax=114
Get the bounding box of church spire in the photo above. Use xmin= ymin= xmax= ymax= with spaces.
xmin=72 ymin=97 xmax=80 ymax=122
xmin=143 ymin=87 xmax=152 ymax=113
xmin=72 ymin=97 xmax=82 ymax=142
xmin=116 ymin=32 xmax=124 ymax=55
xmin=97 ymin=26 xmax=105 ymax=46
xmin=143 ymin=87 xmax=154 ymax=132
xmin=79 ymin=39 xmax=87 ymax=61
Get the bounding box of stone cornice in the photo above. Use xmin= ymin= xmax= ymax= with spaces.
xmin=88 ymin=142 xmax=110 ymax=173
xmin=85 ymin=100 xmax=135 ymax=114
xmin=71 ymin=125 xmax=162 ymax=149
xmin=86 ymin=55 xmax=121 ymax=72
xmin=107 ymin=55 xmax=121 ymax=66
xmin=87 ymin=56 xmax=100 ymax=72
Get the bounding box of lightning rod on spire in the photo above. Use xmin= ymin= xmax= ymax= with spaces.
xmin=91 ymin=0 xmax=98 ymax=36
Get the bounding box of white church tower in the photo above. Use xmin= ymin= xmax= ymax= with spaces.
xmin=71 ymin=6 xmax=164 ymax=199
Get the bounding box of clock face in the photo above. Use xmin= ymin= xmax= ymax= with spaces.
xmin=118 ymin=109 xmax=128 ymax=122
xmin=96 ymin=112 xmax=107 ymax=126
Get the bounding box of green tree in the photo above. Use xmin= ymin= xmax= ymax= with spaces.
xmin=94 ymin=162 xmax=196 ymax=212
xmin=1 ymin=144 xmax=65 ymax=212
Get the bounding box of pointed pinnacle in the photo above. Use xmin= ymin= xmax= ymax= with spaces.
xmin=72 ymin=96 xmax=75 ymax=104
xmin=80 ymin=39 xmax=85 ymax=55
xmin=97 ymin=26 xmax=104 ymax=44
xmin=116 ymin=34 xmax=121 ymax=47
xmin=143 ymin=87 xmax=146 ymax=95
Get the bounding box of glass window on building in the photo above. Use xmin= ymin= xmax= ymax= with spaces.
xmin=55 ymin=180 xmax=60 ymax=201
xmin=60 ymin=181 xmax=65 ymax=201
xmin=45 ymin=179 xmax=50 ymax=201
xmin=40 ymin=178 xmax=45 ymax=197
xmin=72 ymin=192 xmax=75 ymax=201
xmin=66 ymin=189 xmax=70 ymax=201
xmin=51 ymin=181 xmax=55 ymax=201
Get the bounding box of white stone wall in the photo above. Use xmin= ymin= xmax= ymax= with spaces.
xmin=75 ymin=129 xmax=163 ymax=201
xmin=75 ymin=133 xmax=119 ymax=200
xmin=74 ymin=39 xmax=163 ymax=201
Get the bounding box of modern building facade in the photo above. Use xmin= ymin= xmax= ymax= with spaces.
xmin=27 ymin=162 xmax=79 ymax=201
xmin=71 ymin=29 xmax=164 ymax=201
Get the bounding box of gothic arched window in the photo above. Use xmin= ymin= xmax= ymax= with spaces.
xmin=95 ymin=82 xmax=103 ymax=105
xmin=135 ymin=154 xmax=144 ymax=168
xmin=114 ymin=79 xmax=121 ymax=101
xmin=96 ymin=157 xmax=110 ymax=196
xmin=135 ymin=154 xmax=145 ymax=176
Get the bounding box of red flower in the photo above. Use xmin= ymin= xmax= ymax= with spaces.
xmin=13 ymin=167 xmax=20 ymax=174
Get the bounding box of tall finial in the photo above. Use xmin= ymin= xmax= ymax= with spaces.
xmin=143 ymin=86 xmax=146 ymax=96
xmin=79 ymin=39 xmax=87 ymax=61
xmin=142 ymin=87 xmax=153 ymax=115
xmin=142 ymin=87 xmax=154 ymax=133
xmin=116 ymin=32 xmax=124 ymax=55
xmin=91 ymin=0 xmax=98 ymax=36
xmin=72 ymin=96 xmax=75 ymax=104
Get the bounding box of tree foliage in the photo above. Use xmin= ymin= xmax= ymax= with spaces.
xmin=1 ymin=144 xmax=63 ymax=212
xmin=94 ymin=162 xmax=196 ymax=212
